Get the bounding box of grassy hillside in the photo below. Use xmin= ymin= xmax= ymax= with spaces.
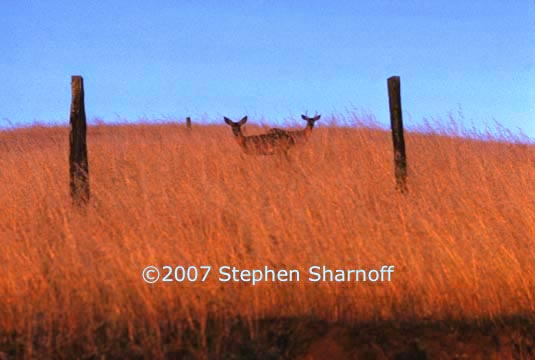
xmin=0 ymin=118 xmax=534 ymax=358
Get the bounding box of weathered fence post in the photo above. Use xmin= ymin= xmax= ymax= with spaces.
xmin=186 ymin=116 xmax=192 ymax=129
xmin=69 ymin=76 xmax=90 ymax=205
xmin=387 ymin=76 xmax=408 ymax=193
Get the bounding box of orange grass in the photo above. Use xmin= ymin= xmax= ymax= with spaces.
xmin=0 ymin=116 xmax=534 ymax=357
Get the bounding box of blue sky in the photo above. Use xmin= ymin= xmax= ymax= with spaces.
xmin=1 ymin=0 xmax=534 ymax=137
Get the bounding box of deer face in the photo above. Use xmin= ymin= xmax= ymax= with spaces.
xmin=224 ymin=116 xmax=248 ymax=137
xmin=301 ymin=114 xmax=321 ymax=128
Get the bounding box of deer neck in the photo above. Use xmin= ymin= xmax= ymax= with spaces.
xmin=234 ymin=130 xmax=247 ymax=149
xmin=303 ymin=123 xmax=314 ymax=140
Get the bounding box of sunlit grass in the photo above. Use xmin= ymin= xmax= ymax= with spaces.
xmin=0 ymin=116 xmax=534 ymax=357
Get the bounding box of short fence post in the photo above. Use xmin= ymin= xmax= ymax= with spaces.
xmin=69 ymin=75 xmax=90 ymax=205
xmin=186 ymin=116 xmax=192 ymax=129
xmin=387 ymin=76 xmax=408 ymax=193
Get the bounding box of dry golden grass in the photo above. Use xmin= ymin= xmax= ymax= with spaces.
xmin=0 ymin=116 xmax=534 ymax=358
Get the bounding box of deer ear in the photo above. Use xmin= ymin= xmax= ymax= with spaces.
xmin=239 ymin=116 xmax=248 ymax=125
xmin=301 ymin=115 xmax=308 ymax=121
xmin=313 ymin=115 xmax=321 ymax=121
xmin=224 ymin=117 xmax=233 ymax=125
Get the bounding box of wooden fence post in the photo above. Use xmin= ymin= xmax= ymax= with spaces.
xmin=69 ymin=76 xmax=90 ymax=205
xmin=387 ymin=76 xmax=408 ymax=193
xmin=186 ymin=116 xmax=192 ymax=129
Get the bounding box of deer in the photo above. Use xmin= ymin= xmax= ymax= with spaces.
xmin=224 ymin=116 xmax=295 ymax=156
xmin=268 ymin=114 xmax=321 ymax=146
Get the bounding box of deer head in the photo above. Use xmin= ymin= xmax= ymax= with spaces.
xmin=301 ymin=114 xmax=321 ymax=128
xmin=224 ymin=116 xmax=248 ymax=137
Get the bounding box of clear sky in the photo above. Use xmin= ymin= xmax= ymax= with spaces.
xmin=1 ymin=0 xmax=534 ymax=137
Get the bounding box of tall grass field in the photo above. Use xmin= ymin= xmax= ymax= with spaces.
xmin=1 ymin=115 xmax=534 ymax=359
